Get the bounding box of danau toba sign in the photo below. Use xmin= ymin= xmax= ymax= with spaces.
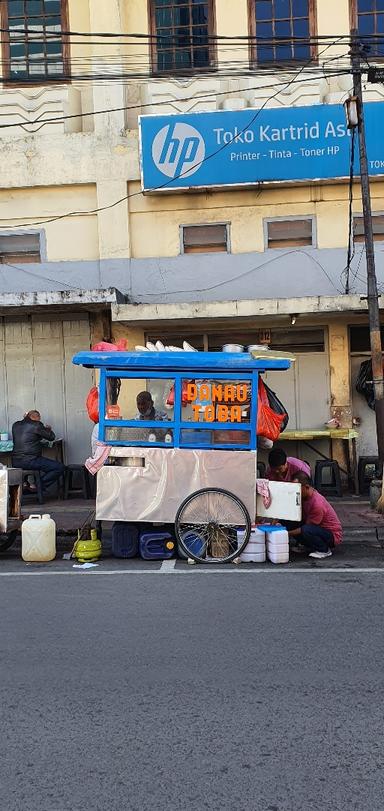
xmin=139 ymin=101 xmax=384 ymax=192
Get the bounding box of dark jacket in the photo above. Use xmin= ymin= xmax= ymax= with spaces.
xmin=12 ymin=417 xmax=55 ymax=465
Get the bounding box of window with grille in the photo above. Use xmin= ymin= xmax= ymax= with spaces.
xmin=250 ymin=0 xmax=316 ymax=64
xmin=352 ymin=0 xmax=384 ymax=58
xmin=0 ymin=233 xmax=41 ymax=263
xmin=353 ymin=214 xmax=384 ymax=242
xmin=266 ymin=218 xmax=314 ymax=248
xmin=182 ymin=224 xmax=229 ymax=254
xmin=150 ymin=0 xmax=213 ymax=73
xmin=4 ymin=0 xmax=68 ymax=82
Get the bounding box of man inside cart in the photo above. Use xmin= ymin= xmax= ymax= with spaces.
xmin=289 ymin=471 xmax=342 ymax=560
xmin=136 ymin=391 xmax=168 ymax=422
xmin=12 ymin=410 xmax=65 ymax=493
xmin=266 ymin=448 xmax=311 ymax=482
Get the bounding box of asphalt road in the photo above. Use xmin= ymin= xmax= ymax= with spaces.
xmin=2 ymin=569 xmax=384 ymax=811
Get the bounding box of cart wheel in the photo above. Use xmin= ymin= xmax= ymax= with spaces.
xmin=0 ymin=529 xmax=18 ymax=553
xmin=175 ymin=488 xmax=251 ymax=564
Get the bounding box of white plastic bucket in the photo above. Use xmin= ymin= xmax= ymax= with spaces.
xmin=240 ymin=550 xmax=266 ymax=563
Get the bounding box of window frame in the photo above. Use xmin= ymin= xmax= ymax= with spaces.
xmin=264 ymin=215 xmax=316 ymax=249
xmin=0 ymin=229 xmax=45 ymax=263
xmin=1 ymin=0 xmax=70 ymax=86
xmin=180 ymin=222 xmax=230 ymax=255
xmin=148 ymin=0 xmax=217 ymax=76
xmin=248 ymin=0 xmax=318 ymax=67
xmin=350 ymin=0 xmax=384 ymax=60
xmin=353 ymin=212 xmax=384 ymax=243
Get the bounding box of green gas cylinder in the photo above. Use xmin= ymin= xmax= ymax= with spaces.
xmin=74 ymin=528 xmax=102 ymax=563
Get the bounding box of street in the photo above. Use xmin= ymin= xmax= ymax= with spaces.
xmin=2 ymin=566 xmax=384 ymax=811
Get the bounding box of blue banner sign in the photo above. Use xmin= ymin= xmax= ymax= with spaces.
xmin=139 ymin=102 xmax=384 ymax=192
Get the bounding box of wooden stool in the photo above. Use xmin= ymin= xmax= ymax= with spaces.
xmin=22 ymin=469 xmax=43 ymax=503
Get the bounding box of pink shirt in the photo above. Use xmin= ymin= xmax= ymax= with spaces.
xmin=267 ymin=457 xmax=311 ymax=482
xmin=302 ymin=489 xmax=343 ymax=545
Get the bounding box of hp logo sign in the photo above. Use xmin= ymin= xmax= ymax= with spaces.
xmin=152 ymin=123 xmax=205 ymax=180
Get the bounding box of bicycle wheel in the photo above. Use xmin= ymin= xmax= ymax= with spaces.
xmin=175 ymin=487 xmax=251 ymax=564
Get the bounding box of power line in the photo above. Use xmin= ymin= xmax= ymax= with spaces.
xmin=0 ymin=36 xmax=348 ymax=246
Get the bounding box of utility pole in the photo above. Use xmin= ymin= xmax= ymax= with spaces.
xmin=350 ymin=30 xmax=384 ymax=470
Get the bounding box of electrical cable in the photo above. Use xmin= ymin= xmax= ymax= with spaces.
xmin=0 ymin=35 xmax=347 ymax=230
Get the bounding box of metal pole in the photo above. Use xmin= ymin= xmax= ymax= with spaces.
xmin=351 ymin=30 xmax=384 ymax=464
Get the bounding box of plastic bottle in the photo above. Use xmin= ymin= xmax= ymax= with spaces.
xmin=148 ymin=433 xmax=156 ymax=443
xmin=165 ymin=432 xmax=172 ymax=444
xmin=21 ymin=514 xmax=56 ymax=562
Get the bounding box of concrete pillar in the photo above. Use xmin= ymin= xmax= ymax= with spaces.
xmin=89 ymin=0 xmax=126 ymax=134
xmin=328 ymin=322 xmax=352 ymax=481
xmin=329 ymin=322 xmax=352 ymax=426
xmin=96 ymin=180 xmax=131 ymax=261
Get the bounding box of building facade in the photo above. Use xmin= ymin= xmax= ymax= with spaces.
xmin=0 ymin=0 xmax=383 ymax=465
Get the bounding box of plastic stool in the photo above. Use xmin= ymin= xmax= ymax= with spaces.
xmin=22 ymin=469 xmax=43 ymax=504
xmin=257 ymin=462 xmax=266 ymax=478
xmin=64 ymin=464 xmax=88 ymax=499
xmin=314 ymin=460 xmax=342 ymax=498
xmin=358 ymin=456 xmax=381 ymax=495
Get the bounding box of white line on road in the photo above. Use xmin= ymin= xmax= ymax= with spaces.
xmin=160 ymin=559 xmax=177 ymax=572
xmin=0 ymin=567 xmax=383 ymax=577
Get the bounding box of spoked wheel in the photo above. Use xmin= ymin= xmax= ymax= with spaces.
xmin=175 ymin=487 xmax=251 ymax=564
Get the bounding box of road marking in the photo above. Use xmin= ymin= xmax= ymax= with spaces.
xmin=160 ymin=559 xmax=176 ymax=572
xmin=0 ymin=566 xmax=384 ymax=577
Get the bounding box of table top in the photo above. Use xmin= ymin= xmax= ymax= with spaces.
xmin=0 ymin=438 xmax=63 ymax=454
xmin=277 ymin=429 xmax=359 ymax=441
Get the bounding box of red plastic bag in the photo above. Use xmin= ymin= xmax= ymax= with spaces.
xmin=86 ymin=387 xmax=99 ymax=423
xmin=91 ymin=339 xmax=127 ymax=352
xmin=166 ymin=381 xmax=189 ymax=407
xmin=257 ymin=378 xmax=287 ymax=441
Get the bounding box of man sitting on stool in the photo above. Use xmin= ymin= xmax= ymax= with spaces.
xmin=12 ymin=410 xmax=65 ymax=493
xmin=290 ymin=471 xmax=342 ymax=560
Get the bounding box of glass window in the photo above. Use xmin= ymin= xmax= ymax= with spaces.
xmin=356 ymin=0 xmax=384 ymax=56
xmin=5 ymin=0 xmax=67 ymax=81
xmin=0 ymin=232 xmax=41 ymax=263
xmin=105 ymin=377 xmax=174 ymax=422
xmin=179 ymin=379 xmax=252 ymax=423
xmin=151 ymin=0 xmax=212 ymax=73
xmin=182 ymin=223 xmax=229 ymax=253
xmin=252 ymin=0 xmax=314 ymax=64
xmin=266 ymin=218 xmax=313 ymax=248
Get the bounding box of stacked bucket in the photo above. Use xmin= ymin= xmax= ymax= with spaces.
xmin=238 ymin=525 xmax=289 ymax=564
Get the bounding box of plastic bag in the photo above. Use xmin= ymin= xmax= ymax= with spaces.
xmin=91 ymin=339 xmax=127 ymax=352
xmin=166 ymin=381 xmax=190 ymax=407
xmin=262 ymin=381 xmax=289 ymax=432
xmin=257 ymin=378 xmax=288 ymax=441
xmin=356 ymin=359 xmax=375 ymax=410
xmin=86 ymin=387 xmax=99 ymax=424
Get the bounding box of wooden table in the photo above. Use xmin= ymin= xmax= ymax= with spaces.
xmin=276 ymin=429 xmax=359 ymax=494
xmin=0 ymin=438 xmax=64 ymax=467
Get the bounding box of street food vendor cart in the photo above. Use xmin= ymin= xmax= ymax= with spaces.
xmin=73 ymin=349 xmax=301 ymax=563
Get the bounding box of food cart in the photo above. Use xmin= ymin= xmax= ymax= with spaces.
xmin=72 ymin=349 xmax=301 ymax=563
xmin=0 ymin=467 xmax=22 ymax=552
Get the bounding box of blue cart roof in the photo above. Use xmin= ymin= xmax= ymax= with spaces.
xmin=72 ymin=350 xmax=291 ymax=372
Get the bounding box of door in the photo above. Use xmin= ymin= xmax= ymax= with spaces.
xmin=0 ymin=313 xmax=93 ymax=464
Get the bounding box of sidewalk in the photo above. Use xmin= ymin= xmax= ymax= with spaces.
xmin=18 ymin=495 xmax=384 ymax=536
